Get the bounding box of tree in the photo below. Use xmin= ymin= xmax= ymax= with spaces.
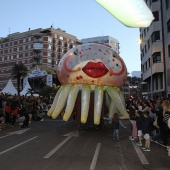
xmin=39 ymin=85 xmax=60 ymax=98
xmin=11 ymin=63 xmax=28 ymax=95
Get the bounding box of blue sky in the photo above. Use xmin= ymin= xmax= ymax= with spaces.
xmin=0 ymin=0 xmax=140 ymax=74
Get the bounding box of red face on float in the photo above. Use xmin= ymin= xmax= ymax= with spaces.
xmin=57 ymin=43 xmax=127 ymax=88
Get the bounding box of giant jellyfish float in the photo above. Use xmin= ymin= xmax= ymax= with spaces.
xmin=47 ymin=43 xmax=129 ymax=125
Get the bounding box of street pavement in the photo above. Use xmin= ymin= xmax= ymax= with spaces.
xmin=0 ymin=117 xmax=170 ymax=170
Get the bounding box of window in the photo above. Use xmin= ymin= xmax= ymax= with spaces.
xmin=160 ymin=73 xmax=163 ymax=89
xmin=167 ymin=19 xmax=170 ymax=32
xmin=48 ymin=37 xmax=52 ymax=42
xmin=33 ymin=43 xmax=43 ymax=49
xmin=48 ymin=45 xmax=52 ymax=50
xmin=28 ymin=52 xmax=30 ymax=56
xmin=151 ymin=31 xmax=160 ymax=42
xmin=18 ymin=40 xmax=20 ymax=44
xmin=144 ymin=45 xmax=147 ymax=54
xmin=145 ymin=62 xmax=147 ymax=71
xmin=59 ymin=36 xmax=63 ymax=40
xmin=166 ymin=0 xmax=169 ymax=10
xmin=28 ymin=37 xmax=31 ymax=41
xmin=47 ymin=59 xmax=52 ymax=63
xmin=153 ymin=52 xmax=161 ymax=63
xmin=152 ymin=0 xmax=158 ymax=2
xmin=168 ymin=44 xmax=170 ymax=57
xmin=11 ymin=55 xmax=13 ymax=59
xmin=23 ymin=38 xmax=26 ymax=43
xmin=156 ymin=76 xmax=158 ymax=90
xmin=153 ymin=11 xmax=159 ymax=22
xmin=17 ymin=54 xmax=19 ymax=58
xmin=147 ymin=40 xmax=150 ymax=50
xmin=22 ymin=53 xmax=25 ymax=57
xmin=28 ymin=44 xmax=31 ymax=49
xmin=48 ymin=52 xmax=51 ymax=57
xmin=148 ymin=58 xmax=150 ymax=67
xmin=23 ymin=45 xmax=26 ymax=50
xmin=17 ymin=47 xmax=20 ymax=51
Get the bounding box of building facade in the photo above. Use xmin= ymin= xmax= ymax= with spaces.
xmin=140 ymin=0 xmax=170 ymax=99
xmin=81 ymin=36 xmax=120 ymax=54
xmin=0 ymin=27 xmax=79 ymax=90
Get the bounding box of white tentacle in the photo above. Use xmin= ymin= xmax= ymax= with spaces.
xmin=81 ymin=85 xmax=91 ymax=123
xmin=47 ymin=86 xmax=63 ymax=117
xmin=94 ymin=86 xmax=104 ymax=125
xmin=106 ymin=87 xmax=129 ymax=119
xmin=108 ymin=100 xmax=117 ymax=118
xmin=52 ymin=85 xmax=71 ymax=119
xmin=63 ymin=84 xmax=80 ymax=121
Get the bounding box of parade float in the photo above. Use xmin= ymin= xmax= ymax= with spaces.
xmin=47 ymin=43 xmax=128 ymax=125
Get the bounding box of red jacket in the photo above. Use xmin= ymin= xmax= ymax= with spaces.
xmin=13 ymin=108 xmax=19 ymax=117
xmin=5 ymin=106 xmax=11 ymax=113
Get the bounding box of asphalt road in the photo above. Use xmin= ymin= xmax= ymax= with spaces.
xmin=0 ymin=118 xmax=170 ymax=170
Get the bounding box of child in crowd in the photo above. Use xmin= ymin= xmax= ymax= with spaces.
xmin=104 ymin=113 xmax=126 ymax=140
xmin=141 ymin=111 xmax=153 ymax=152
xmin=135 ymin=110 xmax=144 ymax=146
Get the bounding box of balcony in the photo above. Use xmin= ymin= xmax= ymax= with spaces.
xmin=33 ymin=53 xmax=42 ymax=59
xmin=34 ymin=38 xmax=43 ymax=43
xmin=152 ymin=62 xmax=164 ymax=74
xmin=33 ymin=33 xmax=44 ymax=37
xmin=33 ymin=43 xmax=43 ymax=51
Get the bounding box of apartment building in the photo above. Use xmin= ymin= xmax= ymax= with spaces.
xmin=0 ymin=27 xmax=79 ymax=90
xmin=81 ymin=36 xmax=120 ymax=54
xmin=140 ymin=0 xmax=170 ymax=99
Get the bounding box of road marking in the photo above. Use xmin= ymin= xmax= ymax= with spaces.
xmin=0 ymin=128 xmax=31 ymax=139
xmin=90 ymin=143 xmax=101 ymax=170
xmin=118 ymin=143 xmax=128 ymax=170
xmin=43 ymin=130 xmax=79 ymax=159
xmin=43 ymin=136 xmax=72 ymax=158
xmin=0 ymin=136 xmax=38 ymax=155
xmin=7 ymin=128 xmax=31 ymax=135
xmin=131 ymin=141 xmax=149 ymax=164
xmin=0 ymin=134 xmax=11 ymax=139
xmin=63 ymin=130 xmax=79 ymax=137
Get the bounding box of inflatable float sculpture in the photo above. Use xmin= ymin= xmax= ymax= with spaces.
xmin=47 ymin=43 xmax=129 ymax=125
xmin=95 ymin=0 xmax=154 ymax=28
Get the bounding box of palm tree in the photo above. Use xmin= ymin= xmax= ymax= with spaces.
xmin=11 ymin=63 xmax=28 ymax=95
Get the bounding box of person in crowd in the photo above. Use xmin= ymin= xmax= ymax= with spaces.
xmin=128 ymin=99 xmax=138 ymax=140
xmin=135 ymin=110 xmax=144 ymax=146
xmin=141 ymin=111 xmax=154 ymax=152
xmin=11 ymin=107 xmax=19 ymax=127
xmin=142 ymin=101 xmax=154 ymax=120
xmin=163 ymin=100 xmax=170 ymax=132
xmin=21 ymin=106 xmax=30 ymax=128
xmin=0 ymin=109 xmax=5 ymax=131
xmin=104 ymin=113 xmax=126 ymax=140
xmin=5 ymin=102 xmax=11 ymax=124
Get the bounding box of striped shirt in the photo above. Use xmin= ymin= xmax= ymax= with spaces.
xmin=163 ymin=111 xmax=170 ymax=124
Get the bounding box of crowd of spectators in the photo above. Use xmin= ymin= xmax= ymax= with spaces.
xmin=127 ymin=97 xmax=170 ymax=151
xmin=1 ymin=92 xmax=170 ymax=153
xmin=0 ymin=93 xmax=52 ymax=131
